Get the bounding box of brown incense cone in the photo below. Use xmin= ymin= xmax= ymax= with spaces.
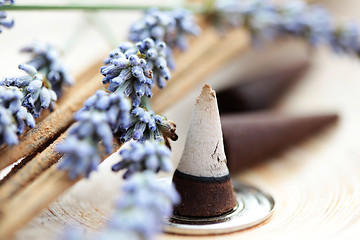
xmin=217 ymin=61 xmax=309 ymax=113
xmin=173 ymin=84 xmax=237 ymax=217
xmin=221 ymin=112 xmax=338 ymax=173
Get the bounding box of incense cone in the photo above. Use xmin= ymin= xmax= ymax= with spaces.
xmin=221 ymin=112 xmax=338 ymax=173
xmin=173 ymin=84 xmax=237 ymax=217
xmin=217 ymin=61 xmax=309 ymax=113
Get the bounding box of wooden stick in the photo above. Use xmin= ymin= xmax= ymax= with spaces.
xmin=0 ymin=166 xmax=81 ymax=238
xmin=0 ymin=154 xmax=37 ymax=186
xmin=0 ymin=139 xmax=122 ymax=239
xmin=0 ymin=133 xmax=67 ymax=202
xmin=0 ymin=73 xmax=103 ymax=170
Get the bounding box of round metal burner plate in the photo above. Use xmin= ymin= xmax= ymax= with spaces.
xmin=162 ymin=178 xmax=275 ymax=235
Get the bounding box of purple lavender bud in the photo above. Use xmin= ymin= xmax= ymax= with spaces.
xmin=138 ymin=109 xmax=150 ymax=123
xmin=39 ymin=87 xmax=51 ymax=109
xmin=21 ymin=41 xmax=73 ymax=96
xmin=133 ymin=122 xmax=147 ymax=140
xmin=131 ymin=94 xmax=141 ymax=107
xmin=146 ymin=48 xmax=158 ymax=59
xmin=119 ymin=41 xmax=135 ymax=52
xmin=131 ymin=65 xmax=144 ymax=78
xmin=19 ymin=64 xmax=37 ymax=77
xmin=95 ymin=95 xmax=111 ymax=110
xmin=96 ymin=122 xmax=113 ymax=154
xmin=144 ymin=85 xmax=153 ymax=98
xmin=129 ymin=55 xmax=140 ymax=66
xmin=25 ymin=111 xmax=35 ymax=128
xmin=4 ymin=127 xmax=18 ymax=145
xmin=27 ymin=79 xmax=43 ymax=93
xmin=112 ymin=58 xmax=130 ymax=68
xmin=134 ymin=80 xmax=145 ymax=97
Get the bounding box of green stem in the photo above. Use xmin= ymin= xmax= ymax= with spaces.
xmin=140 ymin=96 xmax=152 ymax=110
xmin=0 ymin=4 xmax=205 ymax=13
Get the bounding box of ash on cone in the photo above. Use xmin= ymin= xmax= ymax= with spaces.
xmin=172 ymin=84 xmax=237 ymax=217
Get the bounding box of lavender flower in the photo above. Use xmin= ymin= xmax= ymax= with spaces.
xmin=57 ymin=111 xmax=111 ymax=180
xmin=129 ymin=8 xmax=200 ymax=51
xmin=101 ymin=52 xmax=152 ymax=107
xmin=212 ymin=0 xmax=360 ymax=56
xmin=60 ymin=172 xmax=179 ymax=240
xmin=168 ymin=9 xmax=201 ymax=50
xmin=112 ymin=140 xmax=172 ymax=179
xmin=57 ymin=90 xmax=130 ymax=179
xmin=0 ymin=86 xmax=35 ymax=145
xmin=21 ymin=41 xmax=73 ymax=96
xmin=129 ymin=8 xmax=200 ymax=70
xmin=83 ymin=90 xmax=131 ymax=133
xmin=104 ymin=38 xmax=172 ymax=89
xmin=278 ymin=2 xmax=333 ymax=46
xmin=3 ymin=64 xmax=57 ymax=118
xmin=118 ymin=106 xmax=177 ymax=144
xmin=105 ymin=171 xmax=180 ymax=240
xmin=0 ymin=0 xmax=14 ymax=33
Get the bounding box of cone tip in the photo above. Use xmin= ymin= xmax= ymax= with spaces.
xmin=197 ymin=84 xmax=216 ymax=103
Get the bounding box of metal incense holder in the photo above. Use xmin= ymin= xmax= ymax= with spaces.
xmin=160 ymin=177 xmax=275 ymax=235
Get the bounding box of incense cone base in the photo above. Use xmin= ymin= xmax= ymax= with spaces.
xmin=221 ymin=112 xmax=338 ymax=173
xmin=165 ymin=177 xmax=275 ymax=235
xmin=172 ymin=170 xmax=237 ymax=217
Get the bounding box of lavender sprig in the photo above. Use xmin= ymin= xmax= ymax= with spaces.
xmin=129 ymin=8 xmax=200 ymax=51
xmin=3 ymin=64 xmax=57 ymax=118
xmin=57 ymin=111 xmax=112 ymax=179
xmin=212 ymin=0 xmax=360 ymax=55
xmin=129 ymin=8 xmax=200 ymax=69
xmin=0 ymin=0 xmax=14 ymax=33
xmin=101 ymin=52 xmax=152 ymax=107
xmin=21 ymin=41 xmax=73 ymax=96
xmin=60 ymin=172 xmax=180 ymax=240
xmin=104 ymin=171 xmax=180 ymax=240
xmin=104 ymin=38 xmax=172 ymax=89
xmin=57 ymin=90 xmax=131 ymax=179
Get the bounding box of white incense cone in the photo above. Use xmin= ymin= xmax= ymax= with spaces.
xmin=177 ymin=84 xmax=229 ymax=178
xmin=173 ymin=84 xmax=237 ymax=217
